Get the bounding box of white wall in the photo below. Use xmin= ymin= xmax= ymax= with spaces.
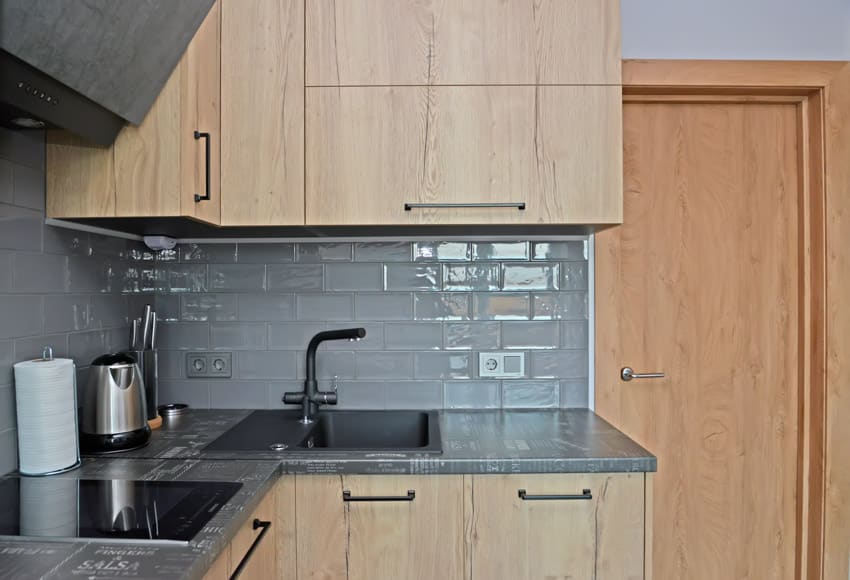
xmin=623 ymin=0 xmax=850 ymax=60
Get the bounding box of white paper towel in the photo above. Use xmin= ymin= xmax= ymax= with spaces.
xmin=13 ymin=357 xmax=80 ymax=475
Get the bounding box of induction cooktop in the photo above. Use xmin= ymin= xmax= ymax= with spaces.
xmin=0 ymin=478 xmax=242 ymax=544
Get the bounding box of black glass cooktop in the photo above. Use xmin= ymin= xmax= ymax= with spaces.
xmin=0 ymin=478 xmax=242 ymax=544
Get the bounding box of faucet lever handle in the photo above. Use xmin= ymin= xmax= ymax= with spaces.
xmin=331 ymin=375 xmax=339 ymax=392
xmin=282 ymin=392 xmax=305 ymax=405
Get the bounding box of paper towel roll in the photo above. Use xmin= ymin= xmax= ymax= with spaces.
xmin=13 ymin=357 xmax=80 ymax=475
xmin=20 ymin=476 xmax=79 ymax=537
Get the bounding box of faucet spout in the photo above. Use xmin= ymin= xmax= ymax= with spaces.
xmin=283 ymin=328 xmax=367 ymax=423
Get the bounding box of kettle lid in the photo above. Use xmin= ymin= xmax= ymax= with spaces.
xmin=91 ymin=352 xmax=137 ymax=367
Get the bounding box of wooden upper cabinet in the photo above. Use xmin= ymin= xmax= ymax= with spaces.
xmin=47 ymin=1 xmax=221 ymax=224
xmin=219 ymin=0 xmax=305 ymax=226
xmin=306 ymin=0 xmax=621 ymax=86
xmin=306 ymin=85 xmax=622 ymax=225
xmin=469 ymin=473 xmax=646 ymax=580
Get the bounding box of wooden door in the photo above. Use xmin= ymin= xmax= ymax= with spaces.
xmin=468 ymin=473 xmax=645 ymax=580
xmin=596 ymin=100 xmax=803 ymax=579
xmin=306 ymin=0 xmax=620 ymax=86
xmin=228 ymin=481 xmax=279 ymax=580
xmin=295 ymin=475 xmax=464 ymax=580
xmin=306 ymin=86 xmax=622 ymax=225
xmin=220 ymin=0 xmax=304 ymax=226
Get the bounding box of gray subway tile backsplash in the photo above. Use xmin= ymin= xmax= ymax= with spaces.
xmin=181 ymin=293 xmax=239 ymax=322
xmin=502 ymin=380 xmax=560 ymax=408
xmin=414 ymin=292 xmax=471 ymax=320
xmin=325 ymin=263 xmax=382 ymax=291
xmin=0 ymin=128 xmax=143 ymax=475
xmin=501 ymin=321 xmax=559 ymax=349
xmin=442 ymin=264 xmax=500 ymax=291
xmin=472 ymin=293 xmax=530 ymax=320
xmin=297 ymin=242 xmax=352 ymax=262
xmin=211 ymin=323 xmax=267 ymax=350
xmin=208 ymin=264 xmax=266 ymax=292
xmin=444 ymin=322 xmax=500 ymax=350
xmin=384 ymin=264 xmax=441 ymax=291
xmin=355 ymin=293 xmax=413 ymax=320
xmin=267 ymin=264 xmax=323 ymax=292
xmin=384 ymin=322 xmax=442 ymax=350
xmin=355 ymin=352 xmax=414 ymax=380
xmin=296 ymin=294 xmax=354 ymax=321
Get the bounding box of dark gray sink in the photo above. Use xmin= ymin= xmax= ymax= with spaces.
xmin=300 ymin=411 xmax=440 ymax=452
xmin=204 ymin=410 xmax=442 ymax=454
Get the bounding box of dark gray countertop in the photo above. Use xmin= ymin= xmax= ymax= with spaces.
xmin=109 ymin=408 xmax=657 ymax=474
xmin=0 ymin=458 xmax=280 ymax=580
xmin=0 ymin=409 xmax=655 ymax=579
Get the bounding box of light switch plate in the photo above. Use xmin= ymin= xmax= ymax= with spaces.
xmin=478 ymin=352 xmax=525 ymax=378
xmin=187 ymin=352 xmax=232 ymax=378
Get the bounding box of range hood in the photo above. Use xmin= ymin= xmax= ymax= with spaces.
xmin=0 ymin=0 xmax=215 ymax=146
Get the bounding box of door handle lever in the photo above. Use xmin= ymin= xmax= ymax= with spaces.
xmin=621 ymin=367 xmax=665 ymax=382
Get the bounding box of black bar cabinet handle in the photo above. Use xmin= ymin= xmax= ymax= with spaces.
xmin=229 ymin=519 xmax=272 ymax=580
xmin=194 ymin=130 xmax=211 ymax=202
xmin=342 ymin=490 xmax=416 ymax=502
xmin=517 ymin=488 xmax=593 ymax=501
xmin=404 ymin=202 xmax=526 ymax=211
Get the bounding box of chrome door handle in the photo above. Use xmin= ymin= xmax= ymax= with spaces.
xmin=621 ymin=367 xmax=665 ymax=382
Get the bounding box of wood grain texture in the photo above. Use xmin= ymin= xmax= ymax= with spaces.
xmin=468 ymin=473 xmax=644 ymax=580
xmin=295 ymin=475 xmax=464 ymax=580
xmin=645 ymin=473 xmax=654 ymax=580
xmin=46 ymin=131 xmax=115 ymax=218
xmin=229 ymin=481 xmax=278 ymax=580
xmin=306 ymin=0 xmax=620 ymax=86
xmin=220 ymin=0 xmax=304 ymax=226
xmin=180 ymin=0 xmax=221 ymax=225
xmin=823 ymin=62 xmax=850 ymax=580
xmin=596 ymin=100 xmax=801 ymax=580
xmin=113 ymin=52 xmax=183 ymax=217
xmin=274 ymin=476 xmax=297 ymax=580
xmin=306 ymin=85 xmax=622 ymax=225
xmin=623 ymin=60 xmax=845 ymax=90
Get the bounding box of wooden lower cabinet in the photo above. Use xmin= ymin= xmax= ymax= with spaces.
xmin=295 ymin=475 xmax=465 ymax=580
xmin=468 ymin=473 xmax=648 ymax=580
xmin=204 ymin=477 xmax=295 ymax=580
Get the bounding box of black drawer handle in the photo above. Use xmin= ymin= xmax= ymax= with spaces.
xmin=518 ymin=489 xmax=592 ymax=501
xmin=229 ymin=519 xmax=271 ymax=580
xmin=194 ymin=130 xmax=211 ymax=202
xmin=404 ymin=202 xmax=525 ymax=211
xmin=342 ymin=490 xmax=415 ymax=502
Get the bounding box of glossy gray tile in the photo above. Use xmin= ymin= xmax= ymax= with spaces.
xmin=560 ymin=321 xmax=589 ymax=349
xmin=472 ymin=293 xmax=530 ymax=320
xmin=0 ymin=159 xmax=11 ymax=204
xmin=325 ymin=263 xmax=382 ymax=291
xmin=0 ymin=387 xmax=15 ymax=432
xmin=414 ymin=293 xmax=471 ymax=320
xmin=354 ymin=293 xmax=413 ymax=321
xmin=501 ymin=321 xmax=559 ymax=349
xmin=236 ymin=351 xmax=298 ymax=380
xmin=354 ymin=242 xmax=411 ymax=262
xmin=297 ymin=243 xmax=352 ymax=262
xmin=0 ymin=429 xmax=17 ymax=476
xmin=560 ymin=261 xmax=589 ymax=291
xmin=158 ymin=380 xmax=211 ymax=408
xmin=0 ymin=295 xmax=42 ymax=339
xmin=44 ymin=294 xmax=90 ymax=333
xmin=0 ymin=203 xmax=41 ymax=252
xmin=531 ymin=292 xmax=588 ymax=320
xmin=181 ymin=293 xmax=238 ymax=322
xmin=236 ymin=243 xmax=295 ymax=263
xmin=296 ymin=294 xmax=354 ymax=321
xmin=530 ymin=350 xmax=588 ymax=379
xmin=267 ymin=264 xmax=323 ymax=292
xmin=238 ymin=294 xmax=295 ymax=322
xmin=443 ymin=381 xmax=500 ymax=409
xmin=211 ymin=323 xmax=267 ymax=350
xmin=159 ymin=264 xmax=208 ymax=293
xmin=210 ymin=381 xmax=268 ymax=409
xmin=268 ymin=322 xmax=328 ymax=350
xmin=443 ymin=322 xmax=501 ymax=350
xmin=443 ymin=264 xmax=500 ymax=291
xmin=471 ymin=242 xmax=528 ymax=261
xmin=414 ymin=352 xmax=472 ymax=379
xmin=336 ymin=382 xmax=385 ymax=409
xmin=385 ymin=381 xmax=442 ymax=409
xmin=155 ymin=323 xmax=210 ymax=350
xmin=208 ymin=264 xmax=265 ymax=292
xmin=181 ymin=243 xmax=237 ymax=263
xmin=413 ymin=242 xmax=470 ymax=262
xmin=384 ymin=322 xmax=442 ymax=350
xmin=502 ymin=264 xmax=559 ymax=291
xmin=355 ymin=352 xmax=414 ymax=379
xmin=296 ymin=351 xmax=356 ymax=380
xmin=12 ymin=163 xmax=44 ymax=211
xmin=384 ymin=264 xmax=441 ymax=291
xmin=502 ymin=380 xmax=560 ymax=408
xmin=560 ymin=379 xmax=590 ymax=408
xmin=531 ymin=241 xmax=586 ymax=261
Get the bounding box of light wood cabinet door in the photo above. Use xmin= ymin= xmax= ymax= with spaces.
xmin=295 ymin=475 xmax=464 ymax=580
xmin=203 ymin=477 xmax=295 ymax=580
xmin=306 ymin=0 xmax=620 ymax=86
xmin=306 ymin=85 xmax=622 ymax=225
xmin=47 ymin=1 xmax=221 ymax=224
xmin=220 ymin=0 xmax=304 ymax=226
xmin=469 ymin=473 xmax=646 ymax=580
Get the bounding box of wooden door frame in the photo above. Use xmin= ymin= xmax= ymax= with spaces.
xmin=621 ymin=59 xmax=850 ymax=580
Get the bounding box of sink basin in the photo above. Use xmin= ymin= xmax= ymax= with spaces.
xmin=204 ymin=410 xmax=442 ymax=454
xmin=299 ymin=411 xmax=440 ymax=452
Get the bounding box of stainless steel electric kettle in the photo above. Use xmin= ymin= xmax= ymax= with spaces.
xmin=79 ymin=353 xmax=150 ymax=453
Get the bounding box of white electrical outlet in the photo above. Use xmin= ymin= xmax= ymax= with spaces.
xmin=478 ymin=352 xmax=525 ymax=378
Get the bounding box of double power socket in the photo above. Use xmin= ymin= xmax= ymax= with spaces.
xmin=186 ymin=352 xmax=232 ymax=379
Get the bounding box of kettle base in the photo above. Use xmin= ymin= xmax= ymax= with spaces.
xmin=80 ymin=425 xmax=151 ymax=454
